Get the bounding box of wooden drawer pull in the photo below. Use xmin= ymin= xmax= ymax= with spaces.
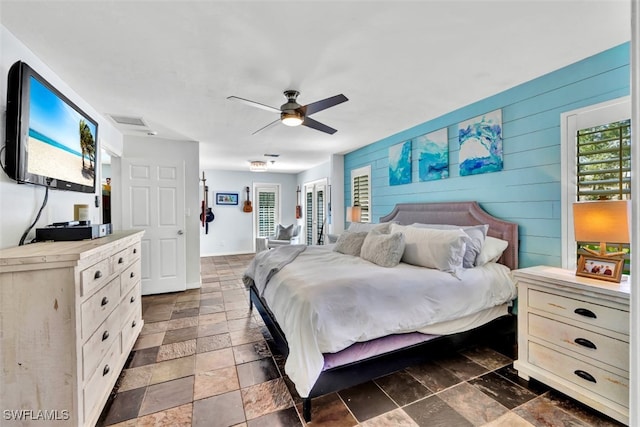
xmin=103 ymin=365 xmax=110 ymax=376
xmin=130 ymin=296 xmax=136 ymax=303
xmin=574 ymin=369 xmax=597 ymax=383
xmin=574 ymin=308 xmax=597 ymax=319
xmin=574 ymin=337 xmax=597 ymax=350
xmin=118 ymin=257 xmax=124 ymax=264
xmin=102 ymin=330 xmax=109 ymax=341
xmin=94 ymin=270 xmax=102 ymax=280
xmin=101 ymin=297 xmax=109 ymax=306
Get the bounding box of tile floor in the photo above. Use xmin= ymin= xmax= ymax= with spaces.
xmin=97 ymin=254 xmax=624 ymax=427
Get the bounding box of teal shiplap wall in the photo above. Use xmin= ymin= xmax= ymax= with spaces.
xmin=344 ymin=42 xmax=630 ymax=268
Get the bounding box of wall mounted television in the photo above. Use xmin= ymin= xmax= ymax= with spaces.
xmin=4 ymin=61 xmax=98 ymax=193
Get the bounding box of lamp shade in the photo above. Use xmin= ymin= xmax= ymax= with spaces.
xmin=573 ymin=200 xmax=630 ymax=244
xmin=346 ymin=206 xmax=361 ymax=223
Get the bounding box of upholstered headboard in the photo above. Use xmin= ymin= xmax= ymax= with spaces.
xmin=379 ymin=202 xmax=519 ymax=270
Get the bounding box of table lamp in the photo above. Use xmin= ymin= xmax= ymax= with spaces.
xmin=346 ymin=206 xmax=361 ymax=223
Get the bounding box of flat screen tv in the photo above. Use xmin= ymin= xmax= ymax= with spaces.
xmin=4 ymin=61 xmax=98 ymax=193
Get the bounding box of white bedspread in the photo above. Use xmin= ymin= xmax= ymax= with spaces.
xmin=250 ymin=246 xmax=516 ymax=397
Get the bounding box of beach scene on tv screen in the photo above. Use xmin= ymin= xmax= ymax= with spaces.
xmin=26 ymin=76 xmax=96 ymax=187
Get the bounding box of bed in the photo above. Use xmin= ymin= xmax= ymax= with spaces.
xmin=243 ymin=201 xmax=519 ymax=421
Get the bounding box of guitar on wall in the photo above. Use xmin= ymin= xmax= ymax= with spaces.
xmin=243 ymin=186 xmax=253 ymax=213
xmin=295 ymin=186 xmax=302 ymax=219
xmin=200 ymin=172 xmax=214 ymax=234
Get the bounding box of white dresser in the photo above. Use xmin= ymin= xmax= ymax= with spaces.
xmin=0 ymin=230 xmax=145 ymax=427
xmin=513 ymin=266 xmax=629 ymax=425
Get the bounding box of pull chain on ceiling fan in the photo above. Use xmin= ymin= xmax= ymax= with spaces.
xmin=227 ymin=90 xmax=348 ymax=135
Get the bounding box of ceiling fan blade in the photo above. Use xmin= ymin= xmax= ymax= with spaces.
xmin=252 ymin=118 xmax=280 ymax=135
xmin=302 ymin=117 xmax=338 ymax=135
xmin=227 ymin=96 xmax=280 ymax=113
xmin=303 ymin=94 xmax=348 ymax=116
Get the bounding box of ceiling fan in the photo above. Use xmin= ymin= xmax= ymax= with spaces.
xmin=227 ymin=90 xmax=348 ymax=135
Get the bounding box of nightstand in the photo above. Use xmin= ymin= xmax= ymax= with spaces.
xmin=513 ymin=266 xmax=630 ymax=425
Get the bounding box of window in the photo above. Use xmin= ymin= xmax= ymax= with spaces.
xmin=351 ymin=165 xmax=371 ymax=223
xmin=561 ymin=97 xmax=631 ymax=270
xmin=255 ymin=185 xmax=280 ymax=238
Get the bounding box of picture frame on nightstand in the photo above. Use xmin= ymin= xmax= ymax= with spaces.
xmin=576 ymin=254 xmax=624 ymax=283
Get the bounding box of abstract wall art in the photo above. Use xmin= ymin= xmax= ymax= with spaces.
xmin=415 ymin=128 xmax=448 ymax=181
xmin=389 ymin=140 xmax=412 ymax=185
xmin=458 ymin=109 xmax=503 ymax=176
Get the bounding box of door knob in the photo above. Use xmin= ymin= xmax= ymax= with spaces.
xmin=178 ymin=230 xmax=184 ymax=235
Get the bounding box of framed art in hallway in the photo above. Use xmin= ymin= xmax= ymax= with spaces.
xmin=216 ymin=192 xmax=239 ymax=205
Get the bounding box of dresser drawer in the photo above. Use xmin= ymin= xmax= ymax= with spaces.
xmin=111 ymin=242 xmax=141 ymax=275
xmin=82 ymin=307 xmax=121 ymax=380
xmin=120 ymin=281 xmax=141 ymax=329
xmin=528 ymin=313 xmax=629 ymax=371
xmin=81 ymin=276 xmax=120 ymax=339
xmin=120 ymin=259 xmax=141 ymax=296
xmin=84 ymin=338 xmax=122 ymax=423
xmin=80 ymin=258 xmax=111 ymax=298
xmin=528 ymin=289 xmax=629 ymax=335
xmin=529 ymin=341 xmax=628 ymax=407
xmin=122 ymin=307 xmax=143 ymax=353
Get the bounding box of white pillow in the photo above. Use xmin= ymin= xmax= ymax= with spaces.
xmin=411 ymin=223 xmax=488 ymax=268
xmin=333 ymin=231 xmax=368 ymax=257
xmin=475 ymin=236 xmax=509 ymax=266
xmin=360 ymin=229 xmax=405 ymax=268
xmin=391 ymin=224 xmax=469 ymax=275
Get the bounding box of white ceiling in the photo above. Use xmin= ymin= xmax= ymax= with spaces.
xmin=0 ymin=1 xmax=630 ymax=173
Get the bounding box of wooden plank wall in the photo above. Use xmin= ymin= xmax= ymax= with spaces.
xmin=344 ymin=42 xmax=630 ymax=268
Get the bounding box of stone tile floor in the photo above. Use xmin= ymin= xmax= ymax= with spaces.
xmin=97 ymin=254 xmax=624 ymax=426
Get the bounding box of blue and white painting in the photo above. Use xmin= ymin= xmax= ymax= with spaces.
xmin=458 ymin=109 xmax=503 ymax=176
xmin=389 ymin=140 xmax=412 ymax=185
xmin=415 ymin=128 xmax=448 ymax=181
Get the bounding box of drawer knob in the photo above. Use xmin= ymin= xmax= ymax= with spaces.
xmin=574 ymin=369 xmax=596 ymax=383
xmin=94 ymin=270 xmax=102 ymax=280
xmin=574 ymin=308 xmax=597 ymax=319
xmin=118 ymin=257 xmax=124 ymax=264
xmin=574 ymin=337 xmax=597 ymax=350
xmin=133 ymin=248 xmax=137 ymax=254
xmin=103 ymin=365 xmax=110 ymax=376
xmin=130 ymin=296 xmax=136 ymax=303
xmin=102 ymin=330 xmax=110 ymax=341
xmin=131 ymin=320 xmax=137 ymax=328
xmin=130 ymin=272 xmax=135 ymax=278
xmin=101 ymin=297 xmax=109 ymax=306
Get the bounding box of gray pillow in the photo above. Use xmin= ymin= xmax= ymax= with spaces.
xmin=347 ymin=221 xmax=395 ymax=234
xmin=333 ymin=231 xmax=369 ymax=256
xmin=360 ymin=230 xmax=405 ymax=268
xmin=411 ymin=223 xmax=488 ymax=268
xmin=275 ymin=224 xmax=294 ymax=240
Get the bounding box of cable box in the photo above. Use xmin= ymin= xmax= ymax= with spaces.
xmin=36 ymin=223 xmax=112 ymax=242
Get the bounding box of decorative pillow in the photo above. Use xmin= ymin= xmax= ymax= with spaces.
xmin=275 ymin=224 xmax=294 ymax=240
xmin=475 ymin=236 xmax=509 ymax=266
xmin=391 ymin=223 xmax=469 ymax=275
xmin=360 ymin=230 xmax=405 ymax=268
xmin=347 ymin=221 xmax=394 ymax=234
xmin=411 ymin=223 xmax=488 ymax=268
xmin=333 ymin=231 xmax=369 ymax=257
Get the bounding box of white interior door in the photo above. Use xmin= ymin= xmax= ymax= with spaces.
xmin=122 ymin=158 xmax=186 ymax=294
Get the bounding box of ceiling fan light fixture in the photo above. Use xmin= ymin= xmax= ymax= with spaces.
xmin=281 ymin=110 xmax=303 ymax=127
xmin=249 ymin=161 xmax=268 ymax=172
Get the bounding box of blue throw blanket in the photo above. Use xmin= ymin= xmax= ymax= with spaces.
xmin=242 ymin=245 xmax=307 ymax=295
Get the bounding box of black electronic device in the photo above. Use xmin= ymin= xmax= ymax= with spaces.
xmin=4 ymin=61 xmax=99 ymax=193
xmin=36 ymin=223 xmax=112 ymax=242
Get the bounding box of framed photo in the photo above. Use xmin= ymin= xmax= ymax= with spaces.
xmin=576 ymin=254 xmax=624 ymax=283
xmin=215 ymin=192 xmax=238 ymax=205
